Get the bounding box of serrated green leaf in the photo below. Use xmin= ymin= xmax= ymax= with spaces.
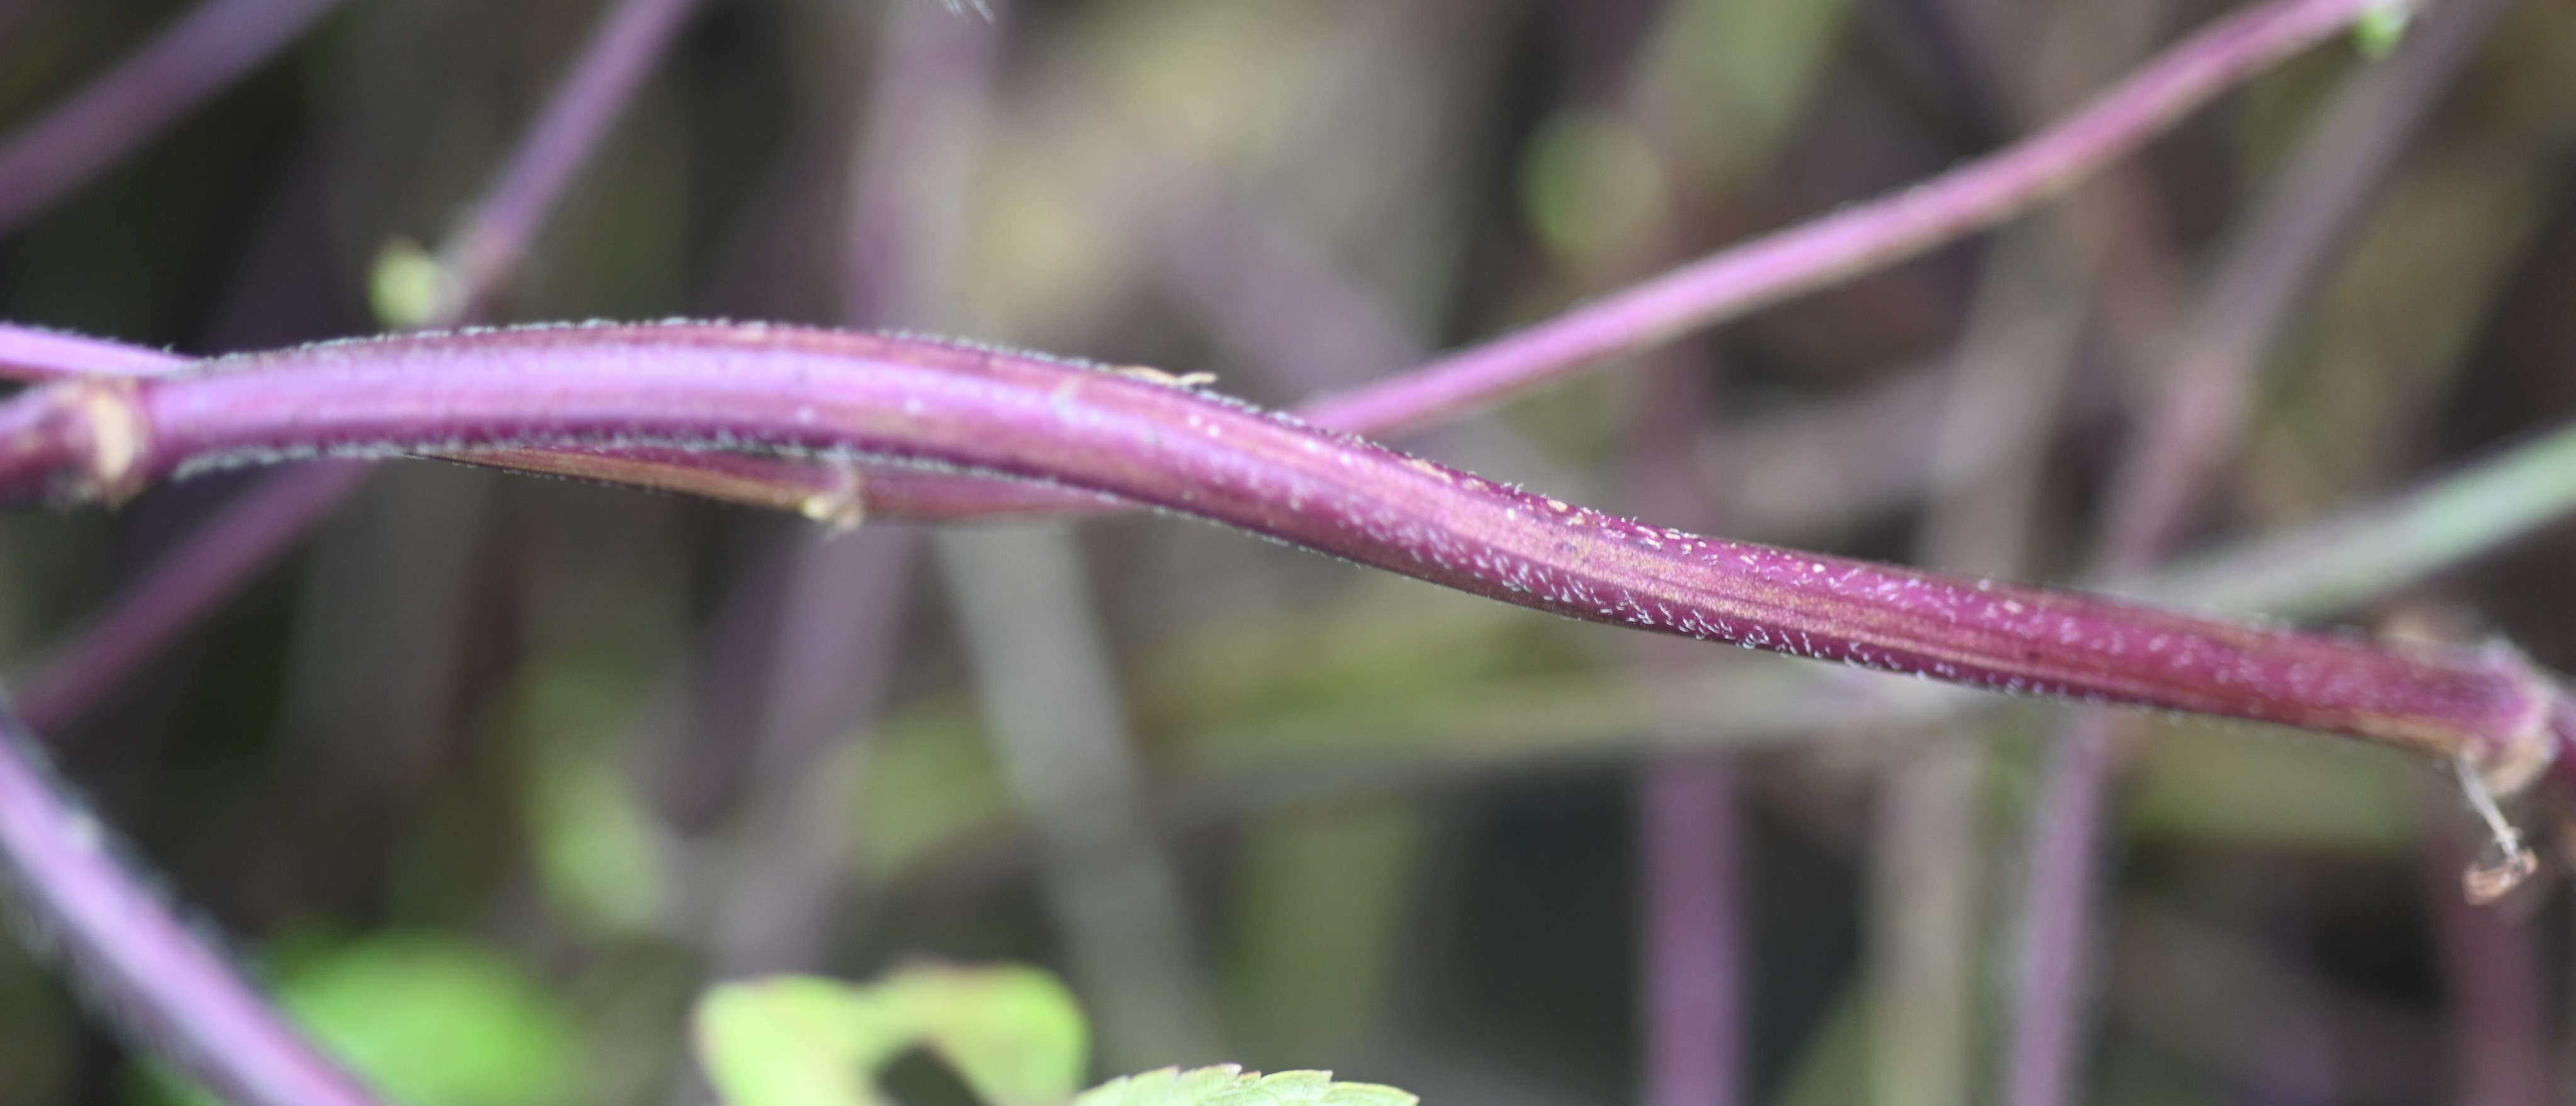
xmin=1076 ymin=1067 xmax=1417 ymax=1106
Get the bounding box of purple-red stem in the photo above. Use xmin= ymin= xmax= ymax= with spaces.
xmin=0 ymin=0 xmax=2394 ymax=527
xmin=2001 ymin=1 xmax=2513 ymax=1103
xmin=0 ymin=0 xmax=706 ymax=732
xmin=13 ymin=459 xmax=367 ymax=734
xmin=1628 ymin=350 xmax=1744 ymax=1106
xmin=1291 ymin=0 xmax=2391 ymax=438
xmin=0 ymin=0 xmax=345 ymax=235
xmin=2419 ymin=798 xmax=2553 ymax=1106
xmin=432 ymin=0 xmax=703 ymax=325
xmin=0 ymin=322 xmax=2561 ymax=786
xmin=1638 ymin=761 xmax=1742 ymax=1106
xmin=0 ymin=703 xmax=383 ymax=1106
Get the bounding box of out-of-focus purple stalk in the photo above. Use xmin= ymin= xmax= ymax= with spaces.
xmin=0 ymin=701 xmax=386 ymax=1106
xmin=430 ymin=0 xmax=702 ymax=324
xmin=1637 ymin=761 xmax=1741 ymax=1106
xmin=0 ymin=0 xmax=345 ymax=235
xmin=0 ymin=0 xmax=703 ymax=731
xmin=0 ymin=322 xmax=2562 ymax=785
xmin=2419 ymin=801 xmax=2552 ymax=1106
xmin=2001 ymin=2 xmax=2513 ymax=1103
xmin=13 ymin=459 xmax=367 ymax=732
xmin=0 ymin=325 xmax=197 ymax=378
xmin=701 ymin=0 xmax=1008 ymax=980
xmin=0 ymin=0 xmax=2382 ymax=526
xmin=1291 ymin=0 xmax=2395 ymax=438
xmin=1627 ymin=352 xmax=1742 ymax=1106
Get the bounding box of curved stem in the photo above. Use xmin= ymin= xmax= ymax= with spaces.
xmin=1291 ymin=0 xmax=2392 ymax=437
xmin=0 ymin=699 xmax=385 ymax=1106
xmin=0 ymin=322 xmax=2559 ymax=787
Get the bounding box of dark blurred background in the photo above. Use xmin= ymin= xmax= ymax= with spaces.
xmin=6 ymin=0 xmax=2576 ymax=1103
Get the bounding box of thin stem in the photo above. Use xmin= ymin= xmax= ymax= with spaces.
xmin=13 ymin=460 xmax=368 ymax=733
xmin=428 ymin=0 xmax=705 ymax=325
xmin=1291 ymin=0 xmax=2394 ymax=438
xmin=0 ymin=0 xmax=346 ymax=235
xmin=0 ymin=0 xmax=706 ymax=731
xmin=2118 ymin=418 xmax=2576 ymax=618
xmin=0 ymin=321 xmax=2560 ymax=786
xmin=2418 ymin=789 xmax=2553 ymax=1106
xmin=1625 ymin=348 xmax=1743 ymax=1106
xmin=0 ymin=0 xmax=2387 ymax=529
xmin=0 ymin=698 xmax=386 ymax=1106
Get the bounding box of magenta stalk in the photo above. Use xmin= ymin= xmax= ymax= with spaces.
xmin=0 ymin=0 xmax=347 ymax=235
xmin=1291 ymin=0 xmax=2400 ymax=438
xmin=428 ymin=0 xmax=704 ymax=324
xmin=0 ymin=702 xmax=386 ymax=1106
xmin=0 ymin=322 xmax=2561 ymax=789
xmin=0 ymin=0 xmax=2402 ymax=527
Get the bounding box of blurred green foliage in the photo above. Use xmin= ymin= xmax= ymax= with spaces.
xmin=695 ymin=965 xmax=1087 ymax=1106
xmin=147 ymin=934 xmax=576 ymax=1106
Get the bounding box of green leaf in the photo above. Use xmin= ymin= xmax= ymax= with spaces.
xmin=891 ymin=966 xmax=1089 ymax=1106
xmin=1075 ymin=1067 xmax=1417 ymax=1106
xmin=696 ymin=964 xmax=1088 ymax=1106
xmin=696 ymin=977 xmax=906 ymax=1106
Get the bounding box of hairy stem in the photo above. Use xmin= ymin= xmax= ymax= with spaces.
xmin=0 ymin=700 xmax=384 ymax=1106
xmin=0 ymin=322 xmax=2560 ymax=788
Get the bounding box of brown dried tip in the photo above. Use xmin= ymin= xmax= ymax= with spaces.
xmin=2463 ymin=844 xmax=2539 ymax=906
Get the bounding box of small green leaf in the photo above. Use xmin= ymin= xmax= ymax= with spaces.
xmin=696 ymin=964 xmax=1088 ymax=1106
xmin=1075 ymin=1067 xmax=1417 ymax=1106
xmin=696 ymin=977 xmax=906 ymax=1106
xmin=892 ymin=966 xmax=1088 ymax=1106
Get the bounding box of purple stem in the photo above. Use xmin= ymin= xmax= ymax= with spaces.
xmin=2000 ymin=2 xmax=2514 ymax=1103
xmin=702 ymin=0 xmax=1009 ymax=978
xmin=0 ymin=0 xmax=2381 ymax=527
xmin=2419 ymin=800 xmax=2552 ymax=1106
xmin=13 ymin=459 xmax=367 ymax=733
xmin=0 ymin=321 xmax=2562 ymax=785
xmin=1291 ymin=0 xmax=2391 ymax=438
xmin=1626 ymin=349 xmax=1743 ymax=1106
xmin=0 ymin=325 xmax=197 ymax=378
xmin=0 ymin=701 xmax=384 ymax=1106
xmin=0 ymin=0 xmax=346 ymax=235
xmin=0 ymin=0 xmax=704 ymax=730
xmin=432 ymin=0 xmax=703 ymax=325
xmin=1638 ymin=759 xmax=1742 ymax=1106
